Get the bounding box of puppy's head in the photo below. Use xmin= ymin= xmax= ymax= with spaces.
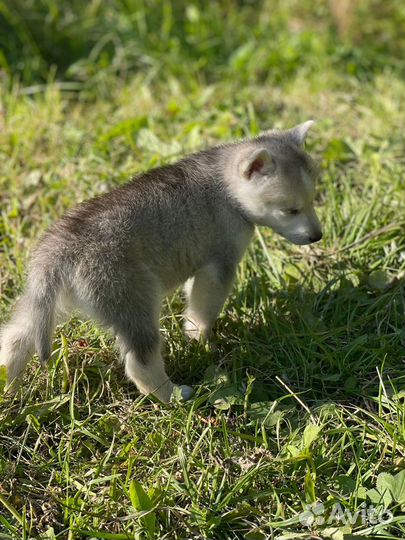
xmin=233 ymin=121 xmax=322 ymax=245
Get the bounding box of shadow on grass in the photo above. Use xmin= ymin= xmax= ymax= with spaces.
xmin=176 ymin=275 xmax=405 ymax=406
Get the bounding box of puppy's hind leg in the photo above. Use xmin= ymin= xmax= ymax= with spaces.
xmin=117 ymin=321 xmax=192 ymax=403
xmin=78 ymin=264 xmax=192 ymax=402
xmin=108 ymin=283 xmax=191 ymax=402
xmin=125 ymin=341 xmax=173 ymax=403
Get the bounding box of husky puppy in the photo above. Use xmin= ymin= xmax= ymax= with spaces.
xmin=0 ymin=121 xmax=322 ymax=402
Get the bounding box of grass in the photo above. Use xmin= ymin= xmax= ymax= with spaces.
xmin=1 ymin=1 xmax=405 ymax=538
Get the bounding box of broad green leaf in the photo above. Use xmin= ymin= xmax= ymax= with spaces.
xmin=43 ymin=527 xmax=57 ymax=540
xmin=376 ymin=473 xmax=395 ymax=507
xmin=247 ymin=402 xmax=284 ymax=427
xmin=334 ymin=475 xmax=356 ymax=495
xmin=390 ymin=469 xmax=405 ymax=503
xmin=286 ymin=445 xmax=311 ymax=462
xmin=302 ymin=424 xmax=321 ymax=449
xmin=367 ymin=270 xmax=391 ymax=291
xmin=356 ymin=486 xmax=368 ymax=499
xmin=366 ymin=488 xmax=388 ymax=506
xmin=210 ymin=385 xmax=243 ymax=410
xmin=129 ymin=480 xmax=156 ymax=539
xmin=287 ymin=445 xmax=300 ymax=458
xmin=244 ymin=529 xmax=267 ymax=540
xmin=304 ymin=469 xmax=316 ymax=503
xmin=376 ymin=470 xmax=405 ymax=504
xmin=203 ymin=365 xmax=230 ymax=386
xmin=130 ymin=480 xmax=153 ymax=511
xmin=322 ymin=525 xmax=352 ymax=539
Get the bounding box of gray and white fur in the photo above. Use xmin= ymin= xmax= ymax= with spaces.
xmin=0 ymin=121 xmax=322 ymax=402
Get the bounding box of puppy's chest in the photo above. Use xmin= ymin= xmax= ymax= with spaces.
xmin=150 ymin=220 xmax=253 ymax=292
xmin=149 ymin=232 xmax=222 ymax=289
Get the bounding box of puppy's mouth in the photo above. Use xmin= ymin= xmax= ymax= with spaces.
xmin=292 ymin=232 xmax=323 ymax=245
xmin=279 ymin=232 xmax=323 ymax=245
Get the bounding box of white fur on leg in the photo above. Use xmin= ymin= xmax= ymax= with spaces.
xmin=183 ymin=316 xmax=208 ymax=341
xmin=183 ymin=263 xmax=233 ymax=341
xmin=0 ymin=319 xmax=34 ymax=384
xmin=125 ymin=348 xmax=175 ymax=403
xmin=184 ymin=277 xmax=207 ymax=339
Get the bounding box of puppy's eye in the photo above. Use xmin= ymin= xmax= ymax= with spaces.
xmin=286 ymin=208 xmax=300 ymax=215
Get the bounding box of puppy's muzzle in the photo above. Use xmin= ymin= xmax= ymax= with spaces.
xmin=308 ymin=231 xmax=323 ymax=243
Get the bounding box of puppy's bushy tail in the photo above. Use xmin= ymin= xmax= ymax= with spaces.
xmin=0 ymin=267 xmax=60 ymax=384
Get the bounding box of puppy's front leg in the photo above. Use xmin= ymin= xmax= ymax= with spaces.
xmin=184 ymin=260 xmax=236 ymax=340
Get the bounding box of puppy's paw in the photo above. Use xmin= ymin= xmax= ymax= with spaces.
xmin=171 ymin=384 xmax=194 ymax=401
xmin=183 ymin=318 xmax=207 ymax=341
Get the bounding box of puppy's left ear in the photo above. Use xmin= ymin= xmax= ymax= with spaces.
xmin=239 ymin=148 xmax=275 ymax=180
xmin=287 ymin=120 xmax=315 ymax=147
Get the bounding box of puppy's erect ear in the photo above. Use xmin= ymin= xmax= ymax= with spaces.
xmin=286 ymin=120 xmax=315 ymax=147
xmin=239 ymin=148 xmax=275 ymax=180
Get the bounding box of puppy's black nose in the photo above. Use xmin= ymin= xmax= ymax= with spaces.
xmin=309 ymin=231 xmax=323 ymax=243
